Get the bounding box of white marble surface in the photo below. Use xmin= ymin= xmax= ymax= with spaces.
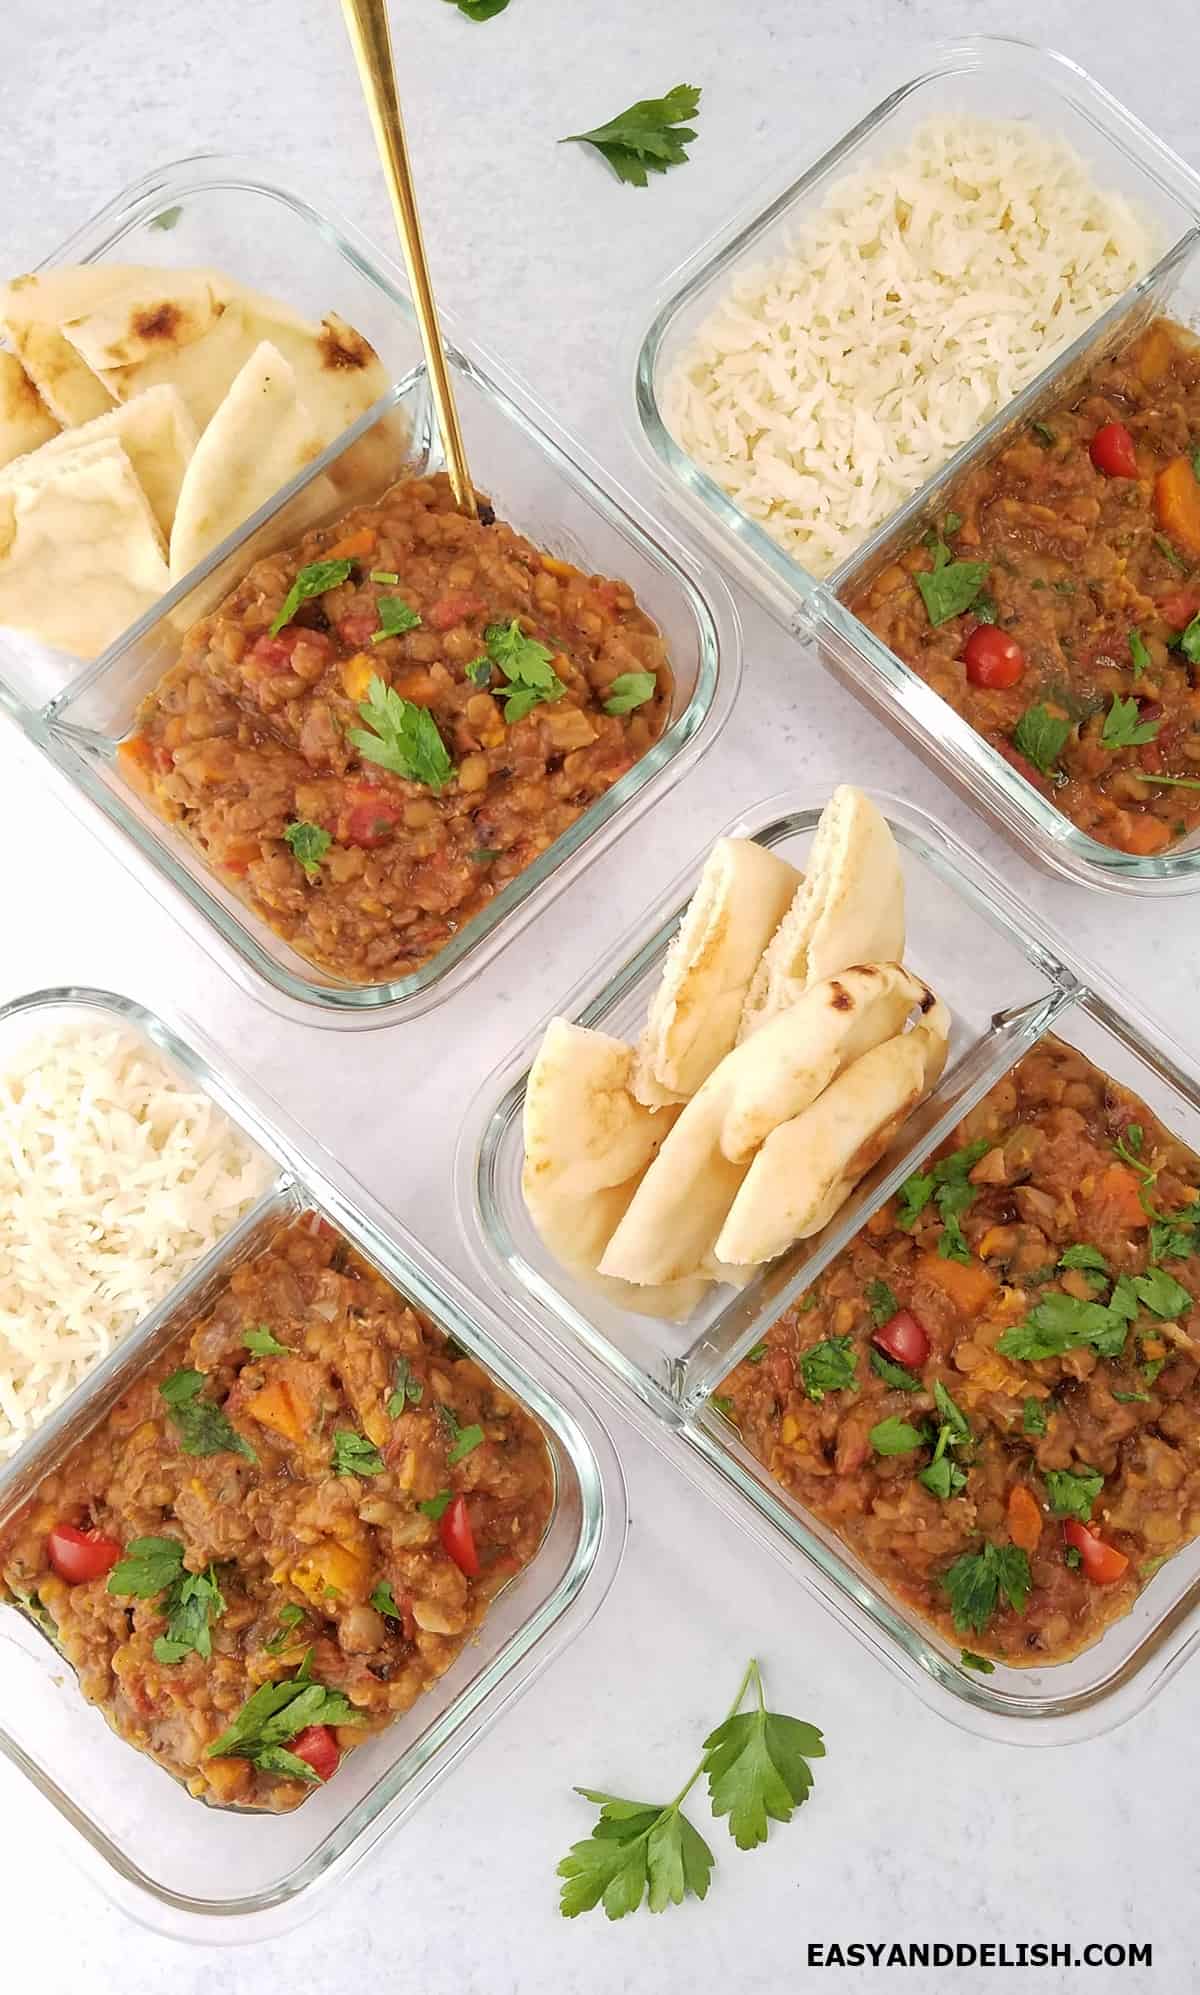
xmin=2 ymin=0 xmax=1200 ymax=1987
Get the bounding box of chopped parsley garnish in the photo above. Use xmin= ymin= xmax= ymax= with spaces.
xmin=1139 ymin=773 xmax=1200 ymax=792
xmin=709 ymin=1393 xmax=735 ymax=1420
xmin=484 ymin=619 xmax=566 ymax=722
xmin=869 ymin=1416 xmax=929 ymax=1456
xmin=959 ymin=1650 xmax=995 ymax=1673
xmin=244 ymin=1323 xmax=288 ymax=1357
xmin=1154 ymin=532 xmax=1190 ymax=574
xmin=1064 ymin=1545 xmax=1083 ymax=1570
xmin=917 ymin=1379 xmax=972 ymax=1500
xmin=465 ymin=654 xmax=493 ymax=686
xmin=108 ymin=1535 xmax=186 ymax=1599
xmin=207 ymin=1654 xmax=362 ymax=1781
xmin=1112 ymin=1389 xmax=1150 ymax=1403
xmin=1101 ymin=693 xmax=1159 ymax=751
xmin=603 ymin=671 xmax=657 ymax=715
xmin=371 ymin=595 xmax=423 ymax=643
xmin=745 ymin=1341 xmax=768 ymax=1365
xmin=996 ymin=1287 xmax=1135 ymax=1364
xmin=1022 ymin=1398 xmax=1048 ymax=1437
xmin=331 ymin=1429 xmax=385 ymax=1478
xmin=940 ymin=1541 xmax=1031 ymax=1635
xmin=798 ymin=1334 xmax=857 ymax=1404
xmin=418 ymin=1489 xmax=453 ymax=1520
xmin=869 ymin=1348 xmax=921 ymax=1392
xmin=1044 ymin=1466 xmax=1103 ymax=1522
xmin=470 ymin=846 xmax=501 ymax=864
xmin=107 ymin=1536 xmax=225 ymax=1666
xmin=896 ymin=1139 xmax=988 ymax=1261
xmin=1032 ymin=422 xmax=1056 ymax=448
xmin=149 ymin=205 xmax=183 ymax=231
xmin=1131 ymin=1267 xmax=1192 ymax=1319
xmin=914 ymin=531 xmax=988 ymax=627
xmin=865 ymin=1278 xmax=900 ymax=1329
xmin=972 ymin=593 xmax=999 ymax=623
xmin=349 ymin=674 xmax=454 ymax=791
xmin=1129 ymin=630 xmax=1151 ymax=679
xmin=160 ymin=1369 xmax=255 ymax=1461
xmin=369 ymin=1580 xmax=403 ymax=1621
xmin=269 ymin=558 xmax=353 ymax=636
xmin=1182 ymin=613 xmax=1200 ymax=666
xmin=386 ymin=1356 xmax=424 ymax=1417
xmin=1149 ymin=1207 xmax=1199 ymax=1263
xmin=563 ymin=83 xmax=701 ymax=189
xmin=264 ymin=1603 xmax=306 ymax=1654
xmin=443 ymin=0 xmax=511 ymax=16
xmin=438 ymin=1403 xmax=485 ymax=1462
xmin=1012 ymin=704 xmax=1071 ymax=777
xmin=368 ymin=569 xmax=400 ymax=585
xmin=283 ymin=821 xmax=331 ymax=880
xmin=1060 ymin=1243 xmax=1109 ymax=1279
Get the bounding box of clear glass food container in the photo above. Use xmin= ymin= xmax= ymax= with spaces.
xmin=458 ymin=791 xmax=1200 ymax=1743
xmin=630 ymin=36 xmax=1200 ymax=894
xmin=4 ymin=157 xmax=738 ymax=1021
xmin=0 ymin=988 xmax=626 ymax=1942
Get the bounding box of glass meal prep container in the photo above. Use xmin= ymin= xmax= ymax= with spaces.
xmin=3 ymin=156 xmax=738 ymax=1023
xmin=459 ymin=790 xmax=1200 ymax=1744
xmin=0 ymin=987 xmax=625 ymax=1942
xmin=630 ymin=36 xmax=1200 ymax=895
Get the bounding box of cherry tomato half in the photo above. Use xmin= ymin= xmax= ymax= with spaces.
xmin=46 ymin=1522 xmax=122 ymax=1584
xmin=291 ymin=1725 xmax=340 ymax=1782
xmin=439 ymin=1494 xmax=480 ymax=1579
xmin=1064 ymin=1519 xmax=1129 ymax=1585
xmin=964 ymin=625 xmax=1026 ymax=690
xmin=1089 ymin=422 xmax=1139 ymax=479
xmin=872 ymin=1309 xmax=930 ymax=1369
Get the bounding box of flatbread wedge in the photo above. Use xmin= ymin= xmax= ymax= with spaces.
xmin=59 ymin=268 xmax=230 ymax=374
xmin=716 ymin=1002 xmax=951 ymax=1266
xmin=739 ymin=786 xmax=905 ymax=1039
xmin=0 ymin=351 xmax=59 ymax=469
xmin=632 ymin=837 xmax=802 ymax=1107
xmin=0 ymin=383 xmax=198 ymax=540
xmin=0 ymin=265 xmax=138 ymax=424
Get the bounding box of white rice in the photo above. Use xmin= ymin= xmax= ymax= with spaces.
xmin=663 ymin=116 xmax=1162 ymax=577
xmin=0 ymin=1021 xmax=273 ymax=1458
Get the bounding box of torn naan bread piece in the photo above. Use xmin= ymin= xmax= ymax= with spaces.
xmin=739 ymin=786 xmax=905 ymax=1039
xmin=0 ymin=266 xmax=148 ymax=424
xmin=0 ymin=438 xmax=169 ymax=657
xmin=1 ymin=383 xmax=198 ymax=539
xmin=168 ymin=342 xmax=325 ymax=580
xmin=632 ymin=837 xmax=801 ymax=1108
xmin=601 ymin=966 xmax=933 ymax=1288
xmin=59 ymin=267 xmax=230 ymax=374
xmin=716 ymin=1003 xmax=950 ymax=1265
xmin=521 ymin=1019 xmax=708 ymax=1320
xmin=0 ymin=351 xmax=59 ymax=468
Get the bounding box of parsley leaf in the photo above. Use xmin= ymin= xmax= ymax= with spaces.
xmin=960 ymin=1649 xmax=996 ymax=1673
xmin=269 ymin=559 xmax=353 ymax=636
xmin=1132 ymin=1267 xmax=1193 ymax=1319
xmin=997 ymin=1290 xmax=1132 ymax=1363
xmin=896 ymin=1139 xmax=988 ymax=1256
xmin=1032 ymin=422 xmax=1057 ymax=448
xmin=437 ymin=1402 xmax=485 ymax=1463
xmin=349 ymin=674 xmax=454 ymax=791
xmin=1149 ymin=1208 xmax=1199 ymax=1263
xmin=563 ymin=84 xmax=702 ymax=190
xmin=1129 ymin=630 xmax=1151 ymax=679
xmin=464 ymin=654 xmax=492 ymax=687
xmin=932 ymin=1379 xmax=971 ymax=1447
xmin=153 ymin=1563 xmax=226 ymax=1665
xmin=940 ymin=1541 xmax=1031 ymax=1634
xmin=244 ymin=1323 xmax=289 ymax=1357
xmin=1060 ymin=1243 xmax=1109 ymax=1280
xmin=604 ymin=671 xmax=657 ymax=715
xmin=1182 ymin=614 xmax=1200 ymax=666
xmin=368 ymin=569 xmax=399 ymax=585
xmin=1112 ymin=1388 xmax=1150 ymax=1403
xmin=386 ymin=1356 xmax=424 ymax=1417
xmin=919 ymin=1454 xmax=968 ymax=1500
xmin=865 ymin=1278 xmax=900 ymax=1329
xmin=914 ymin=534 xmax=988 ymax=627
xmin=1064 ymin=1545 xmax=1083 ymax=1570
xmin=936 ymin=1179 xmax=976 ymax=1264
xmin=1023 ymin=1398 xmax=1048 ymax=1436
xmin=331 ymin=1429 xmax=385 ymax=1477
xmin=1044 ymin=1466 xmax=1104 ymax=1521
xmin=207 ymin=1659 xmax=362 ymax=1777
xmin=443 ymin=0 xmax=511 ymax=19
xmin=484 ymin=619 xmax=566 ymax=723
xmin=418 ymin=1489 xmax=453 ymax=1520
xmin=371 ymin=595 xmax=422 ymax=644
xmin=1101 ymin=693 xmax=1159 ymax=751
xmin=1013 ymin=704 xmax=1071 ymax=777
xmin=870 ymin=1348 xmax=921 ymax=1392
xmin=108 ymin=1535 xmax=184 ymax=1598
xmin=1155 ymin=532 xmax=1190 ymax=574
xmin=703 ymin=1694 xmax=824 ymax=1853
xmin=264 ymin=1603 xmax=305 ymax=1654
xmin=798 ymin=1334 xmax=857 ymax=1403
xmin=745 ymin=1341 xmax=768 ymax=1365
xmin=896 ymin=1171 xmax=935 ymax=1228
xmin=869 ymin=1415 xmax=929 ymax=1456
xmin=160 ymin=1370 xmax=255 ymax=1461
xmin=283 ymin=821 xmax=331 ymax=880
xmin=369 ymin=1580 xmax=403 ymax=1621
xmin=149 ymin=205 xmax=182 ymax=231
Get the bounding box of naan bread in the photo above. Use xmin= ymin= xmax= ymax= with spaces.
xmin=739 ymin=787 xmax=905 ymax=1039
xmin=0 ymin=351 xmax=59 ymax=469
xmin=0 ymin=438 xmax=169 ymax=657
xmin=168 ymin=342 xmax=325 ymax=580
xmin=716 ymin=1003 xmax=951 ymax=1265
xmin=59 ymin=268 xmax=230 ymax=374
xmin=632 ymin=837 xmax=802 ymax=1108
xmin=1 ymin=383 xmax=197 ymax=539
xmin=0 ymin=267 xmax=140 ymax=424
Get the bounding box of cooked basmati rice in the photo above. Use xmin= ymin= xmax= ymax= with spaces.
xmin=663 ymin=116 xmax=1162 ymax=577
xmin=0 ymin=1021 xmax=273 ymax=1458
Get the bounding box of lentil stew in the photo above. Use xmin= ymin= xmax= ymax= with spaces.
xmin=0 ymin=1215 xmax=553 ymax=1810
xmin=720 ymin=1036 xmax=1200 ymax=1666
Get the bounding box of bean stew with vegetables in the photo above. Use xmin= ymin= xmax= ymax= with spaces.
xmin=847 ymin=318 xmax=1200 ymax=857
xmin=120 ymin=472 xmax=672 ymax=983
xmin=719 ymin=1036 xmax=1200 ymax=1666
xmin=0 ymin=1216 xmax=553 ymax=1810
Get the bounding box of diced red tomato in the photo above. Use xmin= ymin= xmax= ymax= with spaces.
xmin=1157 ymin=587 xmax=1200 ymax=631
xmin=249 ymin=628 xmax=332 ymax=674
xmin=1089 ymin=422 xmax=1139 ymax=479
xmin=1064 ymin=1519 xmax=1129 ymax=1584
xmin=964 ymin=626 xmax=1025 ymax=690
xmin=46 ymin=1523 xmax=122 ymax=1584
xmin=345 ymin=798 xmax=402 ymax=847
xmin=291 ymin=1725 xmax=340 ymax=1782
xmin=439 ymin=1495 xmax=480 ymax=1578
xmin=872 ymin=1309 xmax=930 ymax=1369
xmin=338 ymin=613 xmax=380 ymax=649
xmin=426 ymin=590 xmax=484 ymax=631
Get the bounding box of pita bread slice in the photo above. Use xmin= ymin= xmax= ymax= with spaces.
xmin=521 ymin=1019 xmax=706 ymax=1319
xmin=168 ymin=342 xmax=325 ymax=580
xmin=0 ymin=267 xmax=164 ymax=424
xmin=1 ymin=384 xmax=198 ymax=539
xmin=59 ymin=267 xmax=230 ymax=373
xmin=716 ymin=1003 xmax=951 ymax=1266
xmin=632 ymin=837 xmax=802 ymax=1107
xmin=738 ymin=787 xmax=905 ymax=1040
xmin=0 ymin=438 xmax=169 ymax=657
xmin=600 ymin=966 xmax=935 ymax=1287
xmin=0 ymin=351 xmax=59 ymax=468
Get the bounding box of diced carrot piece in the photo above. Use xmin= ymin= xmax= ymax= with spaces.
xmin=1153 ymin=458 xmax=1200 ymax=558
xmin=118 ymin=733 xmax=155 ymax=771
xmin=204 ymin=1756 xmax=253 ymax=1803
xmin=245 ymin=1376 xmax=310 ymax=1444
xmin=340 ymin=652 xmax=375 ymax=703
xmin=1095 ymin=1163 xmax=1149 ymax=1230
xmin=540 ymin=555 xmax=578 ymax=579
xmin=1007 ymin=1483 xmax=1043 ymax=1553
xmin=1117 ymin=814 xmax=1172 ymax=857
xmin=325 ymin=527 xmax=377 ymax=561
xmin=916 ymin=1252 xmax=997 ymax=1315
xmin=1135 ymin=323 xmax=1175 ymax=385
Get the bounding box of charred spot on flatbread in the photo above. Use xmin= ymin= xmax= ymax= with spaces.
xmin=131 ymin=301 xmax=195 ymax=345
xmin=318 ymin=318 xmax=376 ymax=373
xmin=830 ymin=985 xmax=853 ymax=1011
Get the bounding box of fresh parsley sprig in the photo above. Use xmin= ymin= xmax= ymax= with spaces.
xmin=604 ymin=671 xmax=657 ymax=715
xmin=269 ymin=559 xmax=353 ymax=637
xmin=161 ymin=1369 xmax=255 ymax=1462
xmin=484 ymin=620 xmax=566 ymax=722
xmin=331 ymin=1429 xmax=385 ymax=1478
xmin=1012 ymin=704 xmax=1071 ymax=778
xmin=557 ymin=1659 xmax=823 ymax=1920
xmin=107 ymin=1536 xmax=226 ymax=1665
xmin=914 ymin=526 xmax=988 ymax=628
xmin=896 ymin=1139 xmax=989 ymax=1263
xmin=940 ymin=1540 xmax=1031 ymax=1635
xmin=798 ymin=1333 xmax=857 ymax=1403
xmin=349 ymin=674 xmax=455 ymax=791
xmin=207 ymin=1652 xmax=362 ymax=1781
xmin=1100 ymin=693 xmax=1159 ymax=752
xmin=443 ymin=0 xmax=511 ymax=20
xmin=563 ymin=84 xmax=701 ymax=189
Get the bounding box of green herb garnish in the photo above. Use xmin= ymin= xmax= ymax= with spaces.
xmin=371 ymin=596 xmax=423 ymax=643
xmin=1129 ymin=630 xmax=1151 ymax=679
xmin=368 ymin=569 xmax=399 ymax=585
xmin=1155 ymin=533 xmax=1190 ymax=574
xmin=865 ymin=1279 xmax=899 ymax=1329
xmin=265 ymin=1604 xmax=305 ymax=1653
xmin=870 ymin=1349 xmax=921 ymax=1392
xmin=108 ymin=1535 xmax=185 ymax=1598
xmin=283 ymin=821 xmax=331 ymax=881
xmin=1101 ymin=693 xmax=1159 ymax=751
xmin=1032 ymin=422 xmax=1056 ymax=448
xmin=269 ymin=558 xmax=353 ymax=636
xmin=207 ymin=1655 xmax=362 ymax=1781
xmin=1012 ymin=704 xmax=1071 ymax=777
xmin=108 ymin=1537 xmax=225 ymax=1666
xmin=387 ymin=1356 xmax=424 ymax=1417
xmin=484 ymin=619 xmax=566 ymax=722
xmin=1131 ymin=1267 xmax=1192 ymax=1319
xmin=1044 ymin=1466 xmax=1104 ymax=1522
xmin=149 ymin=205 xmax=182 ymax=231
xmin=940 ymin=1541 xmax=1031 ymax=1635
xmin=442 ymin=0 xmax=511 ymax=15
xmin=604 ymin=671 xmax=657 ymax=715
xmin=331 ymin=1429 xmax=385 ymax=1478
xmin=960 ymin=1650 xmax=996 ymax=1673
xmin=745 ymin=1342 xmax=768 ymax=1365
xmin=914 ymin=532 xmax=988 ymax=628
xmin=869 ymin=1416 xmax=929 ymax=1456
xmin=1022 ymin=1398 xmax=1048 ymax=1437
xmin=896 ymin=1139 xmax=988 ymax=1261
xmin=798 ymin=1334 xmax=857 ymax=1403
xmin=369 ymin=1580 xmax=403 ymax=1621
xmin=349 ymin=674 xmax=454 ymax=791
xmin=996 ymin=1288 xmax=1135 ymax=1364
xmin=563 ymin=84 xmax=701 ymax=189
xmin=1064 ymin=1545 xmax=1083 ymax=1570
xmin=418 ymin=1489 xmax=453 ymax=1520
xmin=244 ymin=1323 xmax=289 ymax=1357
xmin=160 ymin=1370 xmax=255 ymax=1462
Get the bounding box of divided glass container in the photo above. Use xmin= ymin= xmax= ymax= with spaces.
xmin=631 ymin=36 xmax=1200 ymax=894
xmin=4 ymin=157 xmax=738 ymax=1022
xmin=458 ymin=791 xmax=1200 ymax=1743
xmin=0 ymin=988 xmax=626 ymax=1941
